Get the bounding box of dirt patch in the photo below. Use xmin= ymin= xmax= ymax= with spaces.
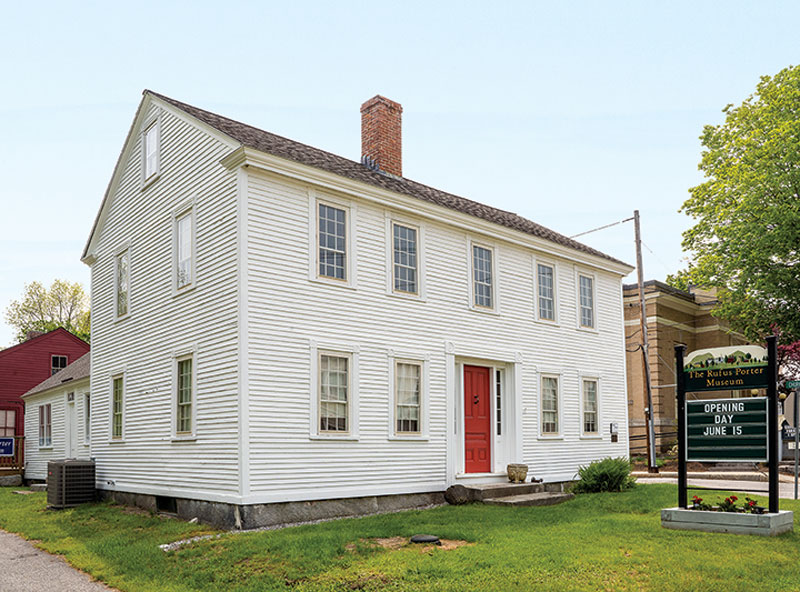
xmin=120 ymin=506 xmax=152 ymax=516
xmin=12 ymin=490 xmax=36 ymax=495
xmin=347 ymin=537 xmax=472 ymax=554
xmin=346 ymin=572 xmax=392 ymax=590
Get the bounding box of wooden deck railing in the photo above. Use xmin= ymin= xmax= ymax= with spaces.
xmin=0 ymin=437 xmax=24 ymax=474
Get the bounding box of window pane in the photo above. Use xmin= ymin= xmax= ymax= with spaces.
xmin=177 ymin=359 xmax=192 ymax=433
xmin=580 ymin=275 xmax=594 ymax=327
xmin=393 ymin=224 xmax=418 ymax=294
xmin=472 ymin=245 xmax=493 ymax=308
xmin=583 ymin=380 xmax=598 ymax=433
xmin=177 ymin=213 xmax=193 ymax=288
xmin=112 ymin=377 xmax=123 ymax=438
xmin=51 ymin=355 xmax=67 ymax=376
xmin=85 ymin=395 xmax=91 ymax=442
xmin=117 ymin=252 xmax=129 ymax=317
xmin=320 ymin=354 xmax=348 ymax=432
xmin=396 ymin=363 xmax=421 ymax=434
xmin=318 ymin=204 xmax=347 ymax=280
xmin=541 ymin=377 xmax=559 ymax=434
xmin=538 ymin=264 xmax=554 ymax=320
xmin=144 ymin=124 xmax=158 ymax=179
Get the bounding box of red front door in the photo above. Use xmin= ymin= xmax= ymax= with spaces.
xmin=464 ymin=365 xmax=491 ymax=473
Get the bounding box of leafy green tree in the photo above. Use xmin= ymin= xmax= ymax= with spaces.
xmin=5 ymin=280 xmax=90 ymax=343
xmin=675 ymin=64 xmax=800 ymax=349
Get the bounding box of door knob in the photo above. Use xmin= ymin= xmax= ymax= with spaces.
xmin=473 ymin=394 xmax=479 ymax=404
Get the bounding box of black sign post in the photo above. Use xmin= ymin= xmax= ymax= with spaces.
xmin=675 ymin=336 xmax=778 ymax=512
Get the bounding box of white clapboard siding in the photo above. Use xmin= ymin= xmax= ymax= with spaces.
xmin=89 ymin=99 xmax=242 ymax=501
xmin=23 ymin=380 xmax=91 ymax=480
xmin=244 ymin=169 xmax=629 ymax=502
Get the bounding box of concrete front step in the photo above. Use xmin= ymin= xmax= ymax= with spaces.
xmin=461 ymin=481 xmax=571 ymax=502
xmin=483 ymin=492 xmax=575 ymax=507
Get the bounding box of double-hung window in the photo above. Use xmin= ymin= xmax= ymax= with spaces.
xmin=395 ymin=362 xmax=422 ymax=434
xmin=472 ymin=244 xmax=494 ymax=309
xmin=392 ymin=223 xmax=418 ymax=294
xmin=319 ymin=354 xmax=349 ymax=433
xmin=537 ymin=263 xmax=555 ymax=321
xmin=111 ymin=376 xmax=124 ymax=439
xmin=318 ymin=203 xmax=347 ymax=281
xmin=176 ymin=209 xmax=194 ymax=290
xmin=38 ymin=404 xmax=52 ymax=447
xmin=143 ymin=121 xmax=159 ymax=181
xmin=579 ymin=274 xmax=595 ymax=328
xmin=176 ymin=357 xmax=193 ymax=435
xmin=583 ymin=379 xmax=598 ymax=435
xmin=51 ymin=355 xmax=68 ymax=375
xmin=0 ymin=410 xmax=15 ymax=437
xmin=116 ymin=250 xmax=129 ymax=318
xmin=541 ymin=376 xmax=559 ymax=435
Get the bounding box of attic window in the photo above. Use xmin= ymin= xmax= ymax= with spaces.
xmin=51 ymin=355 xmax=68 ymax=376
xmin=143 ymin=120 xmax=160 ymax=182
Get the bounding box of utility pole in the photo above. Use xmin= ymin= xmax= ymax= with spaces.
xmin=634 ymin=210 xmax=658 ymax=473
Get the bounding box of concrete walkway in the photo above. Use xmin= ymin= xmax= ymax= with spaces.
xmin=0 ymin=530 xmax=116 ymax=592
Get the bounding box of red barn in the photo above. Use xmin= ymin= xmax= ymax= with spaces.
xmin=0 ymin=328 xmax=89 ymax=469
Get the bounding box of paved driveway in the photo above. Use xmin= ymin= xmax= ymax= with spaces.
xmin=0 ymin=530 xmax=116 ymax=592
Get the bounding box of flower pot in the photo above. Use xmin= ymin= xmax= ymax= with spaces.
xmin=506 ymin=463 xmax=528 ymax=483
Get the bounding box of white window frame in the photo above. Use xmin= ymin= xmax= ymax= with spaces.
xmin=141 ymin=116 xmax=161 ymax=186
xmin=110 ymin=373 xmax=125 ymax=441
xmin=580 ymin=375 xmax=601 ymax=438
xmin=468 ymin=240 xmax=498 ymax=312
xmin=38 ymin=404 xmax=52 ymax=448
xmin=309 ymin=193 xmax=357 ymax=288
xmin=387 ymin=351 xmax=429 ymax=440
xmin=83 ymin=392 xmax=91 ymax=444
xmin=309 ymin=340 xmax=359 ymax=440
xmin=173 ymin=351 xmax=196 ymax=439
xmin=533 ymin=258 xmax=558 ymax=324
xmin=576 ymin=269 xmax=598 ymax=331
xmin=538 ymin=372 xmax=563 ymax=439
xmin=386 ymin=216 xmax=424 ymax=298
xmin=114 ymin=245 xmax=131 ymax=320
xmin=173 ymin=200 xmax=196 ymax=295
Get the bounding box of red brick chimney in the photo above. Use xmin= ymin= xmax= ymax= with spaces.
xmin=361 ymin=95 xmax=403 ymax=177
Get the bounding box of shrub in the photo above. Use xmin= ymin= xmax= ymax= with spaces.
xmin=572 ymin=457 xmax=636 ymax=493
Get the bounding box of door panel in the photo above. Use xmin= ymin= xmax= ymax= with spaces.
xmin=464 ymin=365 xmax=491 ymax=473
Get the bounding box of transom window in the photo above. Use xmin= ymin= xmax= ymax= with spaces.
xmin=177 ymin=358 xmax=193 ymax=434
xmin=537 ymin=264 xmax=555 ymax=321
xmin=395 ymin=362 xmax=421 ymax=434
xmin=39 ymin=404 xmax=52 ymax=447
xmin=176 ymin=210 xmax=194 ymax=290
xmin=579 ymin=274 xmax=595 ymax=328
xmin=116 ymin=250 xmax=129 ymax=317
xmin=318 ymin=203 xmax=347 ymax=280
xmin=472 ymin=245 xmax=494 ymax=308
xmin=319 ymin=354 xmax=349 ymax=433
xmin=583 ymin=379 xmax=598 ymax=434
xmin=112 ymin=376 xmax=124 ymax=439
xmin=541 ymin=376 xmax=559 ymax=435
xmin=392 ymin=223 xmax=418 ymax=294
xmin=143 ymin=122 xmax=159 ymax=180
xmin=51 ymin=355 xmax=68 ymax=376
xmin=0 ymin=410 xmax=15 ymax=437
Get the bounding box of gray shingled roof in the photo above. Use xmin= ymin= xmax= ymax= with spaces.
xmin=146 ymin=91 xmax=629 ymax=268
xmin=23 ymin=352 xmax=90 ymax=397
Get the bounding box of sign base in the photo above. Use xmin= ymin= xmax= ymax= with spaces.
xmin=661 ymin=507 xmax=793 ymax=536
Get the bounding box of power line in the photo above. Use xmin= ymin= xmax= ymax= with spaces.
xmin=570 ymin=216 xmax=634 ymax=239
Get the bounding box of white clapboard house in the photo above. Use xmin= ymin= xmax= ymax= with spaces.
xmin=80 ymin=91 xmax=633 ymax=527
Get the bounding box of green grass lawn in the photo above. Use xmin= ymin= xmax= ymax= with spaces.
xmin=1 ymin=484 xmax=800 ymax=591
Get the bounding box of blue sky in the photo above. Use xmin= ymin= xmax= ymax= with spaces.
xmin=0 ymin=1 xmax=797 ymax=345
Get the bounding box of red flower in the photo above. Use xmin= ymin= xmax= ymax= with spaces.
xmin=731 ymin=496 xmax=738 ymax=502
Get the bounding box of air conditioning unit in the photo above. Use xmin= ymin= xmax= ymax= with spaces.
xmin=47 ymin=460 xmax=96 ymax=509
